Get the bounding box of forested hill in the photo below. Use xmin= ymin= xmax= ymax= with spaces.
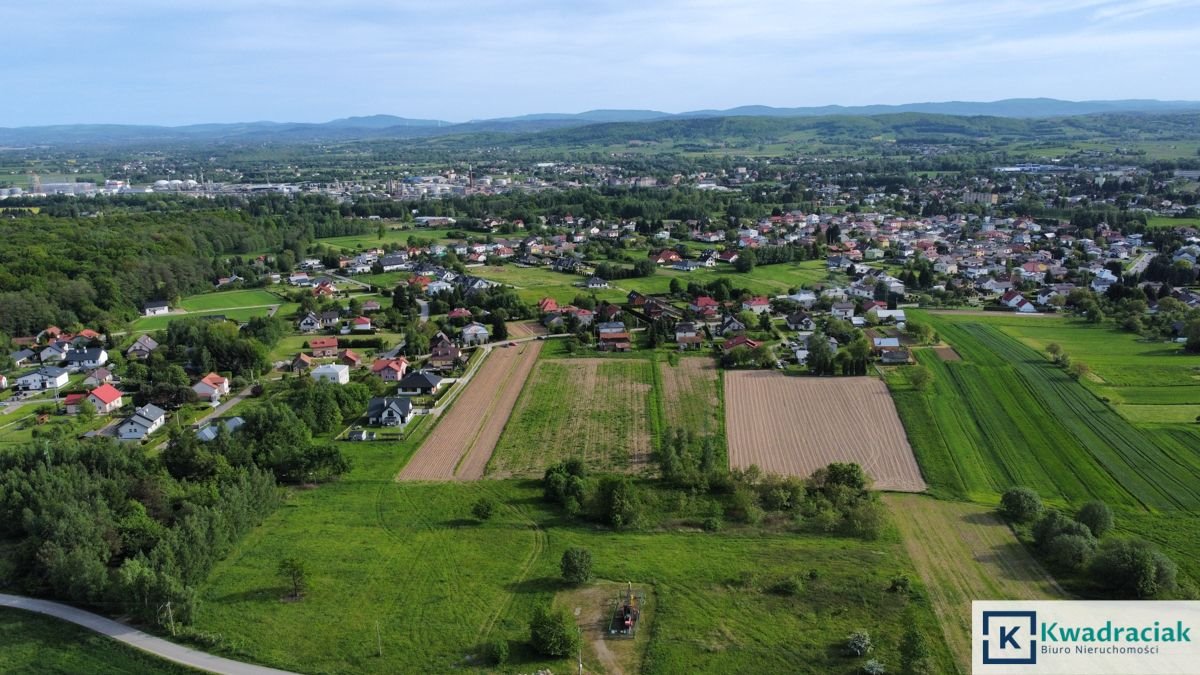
xmin=0 ymin=194 xmax=369 ymax=337
xmin=418 ymin=111 xmax=1200 ymax=150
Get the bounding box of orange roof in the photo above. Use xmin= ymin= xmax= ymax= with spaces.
xmin=310 ymin=337 xmax=338 ymax=348
xmin=371 ymin=358 xmax=407 ymax=373
xmin=64 ymin=393 xmax=86 ymax=405
xmin=200 ymin=372 xmax=228 ymax=387
xmin=89 ymin=383 xmax=123 ymax=405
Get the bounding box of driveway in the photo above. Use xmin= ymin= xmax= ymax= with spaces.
xmin=0 ymin=593 xmax=296 ymax=675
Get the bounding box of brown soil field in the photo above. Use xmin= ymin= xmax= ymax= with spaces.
xmin=724 ymin=372 xmax=927 ymax=491
xmin=933 ymin=346 xmax=962 ymax=361
xmin=489 ymin=358 xmax=654 ymax=476
xmin=885 ymin=494 xmax=1064 ymax=670
xmin=505 ymin=320 xmax=547 ymax=338
xmin=659 ymin=357 xmax=722 ymax=436
xmin=397 ymin=341 xmax=542 ymax=481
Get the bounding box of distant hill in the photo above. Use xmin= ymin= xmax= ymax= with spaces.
xmin=2 ymin=98 xmax=1199 ymax=146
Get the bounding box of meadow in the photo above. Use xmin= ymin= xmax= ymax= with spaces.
xmin=192 ymin=420 xmax=955 ymax=674
xmin=317 ymin=227 xmax=468 ymax=252
xmin=178 ymin=289 xmax=285 ymax=312
xmin=131 ymin=307 xmax=280 ymax=332
xmin=470 ymin=265 xmax=627 ymax=304
xmin=0 ymin=607 xmax=197 ymax=674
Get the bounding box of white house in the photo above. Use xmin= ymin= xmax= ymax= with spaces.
xmin=461 ymin=322 xmax=490 ymax=346
xmin=192 ymin=372 xmax=231 ymax=404
xmin=311 ymin=364 xmax=351 ymax=385
xmin=65 ymin=348 xmax=108 ymax=372
xmin=118 ymin=404 xmax=166 ymax=441
xmin=15 ymin=367 xmax=70 ymax=391
xmin=87 ymin=383 xmax=124 ymax=414
xmin=367 ymin=397 xmax=414 ymax=427
xmin=143 ymin=300 xmax=170 ymax=316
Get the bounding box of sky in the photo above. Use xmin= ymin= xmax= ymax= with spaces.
xmin=2 ymin=0 xmax=1199 ymax=126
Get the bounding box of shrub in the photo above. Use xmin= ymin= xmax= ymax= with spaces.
xmin=560 ymin=547 xmax=593 ymax=584
xmin=529 ymin=605 xmax=580 ymax=657
xmin=1033 ymin=511 xmax=1092 ymax=549
xmin=702 ymin=515 xmax=723 ymax=532
xmin=1000 ymin=487 xmax=1044 ymax=523
xmin=1046 ymin=533 xmax=1097 ymax=571
xmin=489 ymin=637 xmax=509 ymax=665
xmin=766 ymin=576 xmax=803 ymax=596
xmin=899 ymin=626 xmax=931 ymax=674
xmin=471 ymin=497 xmax=495 ymax=521
xmin=1075 ymin=501 xmax=1114 ymax=538
xmin=863 ymin=659 xmax=887 ymax=674
xmin=888 ymin=575 xmax=912 ymax=593
xmin=846 ymin=630 xmax=873 ymax=657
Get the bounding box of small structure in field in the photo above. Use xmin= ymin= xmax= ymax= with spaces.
xmin=608 ymin=583 xmax=645 ymax=638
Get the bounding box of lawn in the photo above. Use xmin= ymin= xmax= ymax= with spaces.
xmin=316 ymin=227 xmax=468 ymax=252
xmin=0 ymin=607 xmax=198 ymax=674
xmin=619 ymin=260 xmax=832 ymax=298
xmin=131 ymin=307 xmax=280 ymax=332
xmin=471 ymin=265 xmax=627 ymax=304
xmin=1146 ymin=216 xmax=1200 ymax=229
xmin=488 ymin=357 xmax=658 ymax=476
xmin=178 ymin=289 xmax=284 ymax=312
xmin=192 ymin=422 xmax=955 ymax=674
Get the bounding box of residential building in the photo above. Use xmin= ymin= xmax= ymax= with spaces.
xmin=192 ymin=372 xmax=231 ymax=404
xmin=367 ymin=397 xmax=414 ymax=427
xmin=118 ymin=404 xmax=167 ymax=441
xmin=311 ymin=364 xmax=351 ymax=385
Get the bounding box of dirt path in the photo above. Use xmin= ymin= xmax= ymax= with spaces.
xmin=885 ymin=494 xmax=1065 ymax=672
xmin=724 ymin=372 xmax=927 ymax=491
xmin=397 ymin=341 xmax=542 ymax=481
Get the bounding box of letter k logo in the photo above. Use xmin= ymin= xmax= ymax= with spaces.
xmin=981 ymin=610 xmax=1037 ymax=665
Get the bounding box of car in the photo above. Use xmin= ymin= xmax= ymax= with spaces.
xmin=507 ymin=341 xmax=516 ymax=346
xmin=537 ymin=335 xmax=547 ymax=340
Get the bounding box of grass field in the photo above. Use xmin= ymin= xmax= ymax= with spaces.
xmin=192 ymin=420 xmax=955 ymax=674
xmin=885 ymin=495 xmax=1064 ymax=670
xmin=887 ymin=314 xmax=1200 ymax=510
xmin=472 ymin=265 xmax=627 ymax=304
xmin=131 ymin=307 xmax=279 ymax=332
xmin=658 ymin=357 xmax=724 ymax=439
xmin=0 ymin=607 xmax=198 ymax=674
xmin=489 ymin=358 xmax=657 ymax=476
xmin=1146 ymin=215 xmax=1200 ymax=229
xmin=178 ymin=289 xmax=284 ymax=311
xmin=316 ymin=227 xmax=468 ymax=252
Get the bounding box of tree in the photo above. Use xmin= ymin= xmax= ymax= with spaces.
xmin=668 ymin=278 xmax=682 ymax=295
xmin=846 ymin=630 xmax=873 ymax=656
xmin=1045 ymin=343 xmax=1062 ymax=360
xmin=1000 ymin=487 xmax=1044 ymax=523
xmin=908 ymin=365 xmax=932 ymax=391
xmin=1185 ymin=317 xmax=1200 ymax=354
xmin=734 ymin=249 xmax=756 ymax=273
xmin=1076 ymin=501 xmax=1114 ymax=538
xmin=471 ymin=497 xmax=496 ymax=521
xmin=1088 ymin=538 xmax=1177 ymax=598
xmin=560 ymin=547 xmax=593 ymax=584
xmin=529 ymin=605 xmax=580 ymax=657
xmin=1046 ymin=533 xmax=1097 ymax=571
xmin=278 ymin=557 xmax=308 ymax=600
xmin=1067 ymin=361 xmax=1090 ymax=381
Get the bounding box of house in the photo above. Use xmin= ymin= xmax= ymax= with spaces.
xmin=65 ymin=348 xmax=108 ymax=372
xmin=196 ymin=416 xmax=245 ymax=442
xmin=87 ymin=383 xmax=125 ymax=414
xmin=427 ymin=280 xmax=454 ymax=296
xmin=310 ymin=337 xmax=339 ymax=358
xmin=538 ymin=297 xmax=559 ymax=314
xmin=192 ymin=372 xmax=231 ymax=404
xmin=143 ymin=300 xmax=170 ymax=316
xmin=63 ymin=393 xmax=88 ymax=415
xmin=650 ymin=249 xmax=682 ymax=265
xmin=118 ymin=404 xmax=167 ymax=441
xmin=350 ymin=316 xmax=372 ymax=332
xmin=371 ymin=358 xmax=409 ymax=381
xmin=298 ymin=312 xmax=323 ymax=333
xmin=362 ymin=300 xmax=382 ymax=313
xmin=722 ymin=335 xmax=762 ymax=351
xmin=585 ymin=276 xmax=610 ymax=289
xmin=340 ymin=349 xmax=363 ymax=368
xmin=716 ymin=250 xmax=739 ymax=264
xmin=461 ymin=322 xmax=490 ymax=346
xmin=718 ymin=315 xmax=746 ymax=336
xmin=785 ymin=312 xmax=815 ymax=331
xmin=870 ymin=309 xmax=907 ymax=324
xmin=126 ymin=335 xmax=159 ymax=360
xmin=872 ymin=337 xmax=902 ymax=353
xmin=367 ymin=397 xmax=414 ymax=427
xmin=397 ymin=371 xmax=445 ymax=396
xmin=82 ymin=367 xmax=115 ymax=388
xmin=428 ymin=339 xmax=463 ymax=370
xmin=880 ymin=349 xmax=913 ymax=365
xmin=689 ymin=296 xmax=720 ymax=315
xmin=448 ymin=307 xmax=473 ymax=320
xmin=831 ymin=302 xmax=856 ymax=320
xmin=311 ymin=364 xmax=351 ymax=385
xmin=15 ymin=367 xmax=69 ymax=391
xmin=673 ymin=260 xmax=702 ymax=272
xmin=40 ymin=341 xmax=72 ymax=364
xmin=674 ymin=321 xmax=703 ymax=349
xmin=10 ymin=348 xmax=36 ymax=367
xmin=291 ymin=353 xmax=315 ymax=371
xmin=597 ymin=322 xmax=632 ymax=352
xmin=742 ymin=296 xmax=771 ymax=314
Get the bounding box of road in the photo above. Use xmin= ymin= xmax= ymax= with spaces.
xmin=0 ymin=593 xmax=296 ymax=675
xmin=416 ymin=298 xmax=429 ymax=323
xmin=1128 ymin=252 xmax=1153 ymax=276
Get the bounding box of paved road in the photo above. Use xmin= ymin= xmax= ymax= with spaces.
xmin=416 ymin=298 xmax=429 ymax=323
xmin=1129 ymin=252 xmax=1153 ymax=276
xmin=153 ymin=385 xmax=255 ymax=451
xmin=0 ymin=593 xmax=296 ymax=675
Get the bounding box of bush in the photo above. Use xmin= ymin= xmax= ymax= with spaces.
xmin=899 ymin=626 xmax=931 ymax=674
xmin=560 ymin=547 xmax=593 ymax=584
xmin=863 ymin=659 xmax=887 ymax=675
xmin=846 ymin=630 xmax=873 ymax=656
xmin=1088 ymin=538 xmax=1177 ymax=598
xmin=766 ymin=576 xmax=803 ymax=596
xmin=529 ymin=605 xmax=580 ymax=657
xmin=488 ymin=637 xmax=509 ymax=665
xmin=1075 ymin=501 xmax=1114 ymax=538
xmin=471 ymin=497 xmax=496 ymax=521
xmin=888 ymin=575 xmax=912 ymax=593
xmin=702 ymin=515 xmax=723 ymax=532
xmin=1046 ymin=533 xmax=1097 ymax=571
xmin=1000 ymin=487 xmax=1044 ymax=523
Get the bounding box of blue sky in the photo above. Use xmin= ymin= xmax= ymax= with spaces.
xmin=2 ymin=0 xmax=1198 ymax=126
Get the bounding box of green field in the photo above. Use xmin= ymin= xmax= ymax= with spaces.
xmin=178 ymin=289 xmax=284 ymax=311
xmin=131 ymin=307 xmax=280 ymax=332
xmin=0 ymin=608 xmax=197 ymax=674
xmin=472 ymin=265 xmax=627 ymax=304
xmin=191 ymin=418 xmax=954 ymax=674
xmin=887 ymin=312 xmax=1200 ymax=510
xmin=317 ymin=227 xmax=468 ymax=252
xmin=1147 ymin=216 xmax=1200 ymax=229
xmin=489 ymin=357 xmax=659 ymax=476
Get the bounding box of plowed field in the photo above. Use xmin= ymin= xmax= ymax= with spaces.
xmin=724 ymin=372 xmax=926 ymax=491
xmin=490 ymin=358 xmax=654 ymax=476
xmin=505 ymin=321 xmax=547 ymax=338
xmin=398 ymin=341 xmax=542 ymax=481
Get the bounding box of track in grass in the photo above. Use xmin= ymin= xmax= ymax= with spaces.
xmin=724 ymin=372 xmax=926 ymax=492
xmin=659 ymin=357 xmax=723 ymax=438
xmin=398 ymin=342 xmax=542 ymax=481
xmin=885 ymin=494 xmax=1063 ymax=671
